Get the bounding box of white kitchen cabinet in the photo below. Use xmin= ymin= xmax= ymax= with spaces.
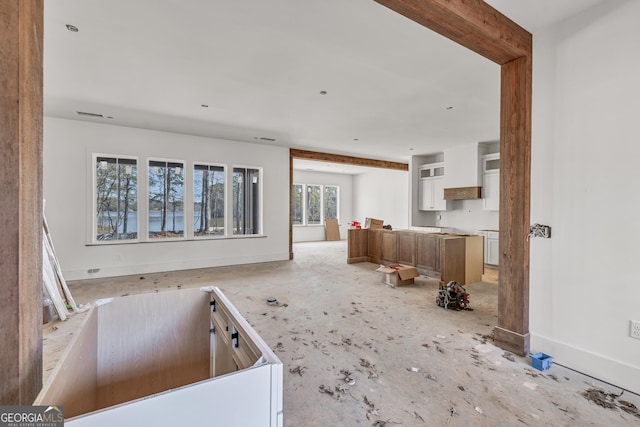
xmin=418 ymin=163 xmax=448 ymax=211
xmin=419 ymin=176 xmax=448 ymax=211
xmin=486 ymin=231 xmax=499 ymax=265
xmin=477 ymin=230 xmax=499 ymax=265
xmin=482 ymin=153 xmax=500 ymax=211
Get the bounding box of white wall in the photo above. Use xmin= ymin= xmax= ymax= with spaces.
xmin=44 ymin=117 xmax=290 ymax=280
xmin=292 ymin=170 xmax=353 ymax=242
xmin=353 ymin=169 xmax=409 ymax=229
xmin=436 ymin=199 xmax=498 ymax=234
xmin=530 ymin=0 xmax=640 ymax=393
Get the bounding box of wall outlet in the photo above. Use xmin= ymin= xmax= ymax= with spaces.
xmin=630 ymin=320 xmax=640 ymax=340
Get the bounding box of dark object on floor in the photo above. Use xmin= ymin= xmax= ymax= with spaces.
xmin=583 ymin=388 xmax=622 ymax=410
xmin=436 ymin=281 xmax=471 ymax=310
xmin=382 ymin=224 xmax=392 ymax=230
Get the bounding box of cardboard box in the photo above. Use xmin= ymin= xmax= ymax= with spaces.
xmin=324 ymin=218 xmax=340 ymax=241
xmin=375 ymin=264 xmax=419 ymax=287
xmin=365 ymin=217 xmax=384 ymax=229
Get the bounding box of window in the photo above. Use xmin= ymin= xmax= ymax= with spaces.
xmin=292 ymin=184 xmax=304 ymax=225
xmin=233 ymin=167 xmax=261 ymax=235
xmin=194 ymin=164 xmax=225 ymax=236
xmin=148 ymin=160 xmax=184 ymax=239
xmin=324 ymin=185 xmax=339 ymax=221
xmin=95 ymin=156 xmax=138 ymax=241
xmin=292 ymin=184 xmax=340 ymax=226
xmin=306 ymin=185 xmax=322 ymax=225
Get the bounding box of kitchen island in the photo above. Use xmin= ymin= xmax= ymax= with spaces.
xmin=348 ymin=228 xmax=483 ymax=285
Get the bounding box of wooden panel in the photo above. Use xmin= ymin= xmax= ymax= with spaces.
xmin=347 ymin=229 xmax=368 ymax=263
xmin=289 ymin=149 xmax=294 ymax=259
xmin=443 ymin=186 xmax=482 ymax=200
xmin=374 ymin=0 xmax=531 ymax=65
xmin=416 ymin=233 xmax=440 ymax=273
xmin=396 ymin=232 xmax=416 ymax=266
xmin=324 ymin=218 xmax=340 ymax=241
xmin=440 ymin=237 xmax=466 ymax=284
xmin=380 ymin=230 xmax=397 ymax=264
xmin=497 ymin=56 xmax=531 ymax=355
xmin=34 ymin=308 xmax=98 ymax=418
xmin=494 ymin=327 xmax=530 ymax=357
xmin=291 ymin=148 xmax=408 ymax=171
xmin=464 ymin=235 xmax=484 ymax=284
xmin=367 ymin=229 xmax=383 ymax=263
xmin=0 ymin=0 xmax=43 ymax=405
xmin=96 ymin=290 xmax=211 ymax=410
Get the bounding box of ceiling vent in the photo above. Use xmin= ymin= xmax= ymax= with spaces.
xmin=76 ymin=111 xmax=104 ymax=118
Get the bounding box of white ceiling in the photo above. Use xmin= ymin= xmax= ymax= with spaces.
xmin=44 ymin=0 xmax=607 ymax=174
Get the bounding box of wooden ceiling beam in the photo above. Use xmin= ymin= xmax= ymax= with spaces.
xmin=291 ymin=148 xmax=408 ymax=171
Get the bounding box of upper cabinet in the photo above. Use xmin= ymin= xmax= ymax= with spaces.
xmin=482 ymin=153 xmax=500 ymax=211
xmin=418 ymin=162 xmax=448 ymax=211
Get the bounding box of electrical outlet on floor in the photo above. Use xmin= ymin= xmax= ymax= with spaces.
xmin=630 ymin=320 xmax=640 ymax=340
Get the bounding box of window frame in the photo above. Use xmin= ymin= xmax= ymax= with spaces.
xmin=292 ymin=183 xmax=340 ymax=226
xmin=92 ymin=153 xmax=140 ymax=244
xmin=193 ymin=162 xmax=227 ymax=239
xmin=292 ymin=183 xmax=305 ymax=226
xmin=231 ymin=165 xmax=263 ymax=237
xmin=306 ymin=184 xmax=323 ymax=226
xmin=147 ymin=157 xmax=186 ymax=240
xmin=323 ymin=185 xmax=339 ymax=223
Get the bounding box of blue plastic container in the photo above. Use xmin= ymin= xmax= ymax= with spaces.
xmin=531 ymin=352 xmax=553 ymax=371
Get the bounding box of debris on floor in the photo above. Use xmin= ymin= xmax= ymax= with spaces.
xmin=289 ymin=366 xmax=306 ymax=376
xmin=583 ymin=387 xmax=639 ymax=418
xmin=502 ymin=351 xmax=516 ymax=362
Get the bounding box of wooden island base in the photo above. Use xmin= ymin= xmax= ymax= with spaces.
xmin=348 ymin=228 xmax=483 ymax=286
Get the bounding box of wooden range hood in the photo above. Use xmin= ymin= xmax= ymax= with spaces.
xmin=443 ymin=186 xmax=482 ymax=200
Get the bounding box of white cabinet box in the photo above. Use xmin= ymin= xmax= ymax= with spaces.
xmin=35 ymin=287 xmax=283 ymax=427
xmin=478 ymin=230 xmax=499 ymax=265
xmin=482 ymin=153 xmax=500 ymax=211
xmin=418 ymin=163 xmax=448 ymax=211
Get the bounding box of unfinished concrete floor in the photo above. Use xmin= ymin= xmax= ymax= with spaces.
xmin=44 ymin=241 xmax=639 ymax=426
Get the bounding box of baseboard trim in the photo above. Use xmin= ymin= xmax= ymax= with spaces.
xmin=531 ymin=333 xmax=640 ymax=395
xmin=63 ymin=252 xmax=291 ymax=281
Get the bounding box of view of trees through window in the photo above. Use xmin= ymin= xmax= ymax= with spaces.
xmin=324 ymin=186 xmax=338 ymax=220
xmin=292 ymin=184 xmax=339 ymax=226
xmin=95 ymin=156 xmax=138 ymax=241
xmin=194 ymin=164 xmax=225 ymax=236
xmin=292 ymin=184 xmax=304 ymax=225
xmin=94 ymin=155 xmax=263 ymax=242
xmin=148 ymin=160 xmax=184 ymax=238
xmin=307 ymin=185 xmax=322 ymax=225
xmin=233 ymin=167 xmax=260 ymax=235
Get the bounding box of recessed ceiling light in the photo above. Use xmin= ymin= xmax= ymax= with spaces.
xmin=353 ymin=138 xmax=359 ymax=141
xmin=409 ymin=148 xmax=414 ymax=151
xmin=319 ymin=91 xmax=327 ymax=95
xmin=446 ymin=106 xmax=454 ymax=110
xmin=106 ymin=116 xmax=114 ymax=119
xmin=201 ymin=104 xmax=208 ymax=108
xmin=65 ymin=24 xmax=79 ymax=32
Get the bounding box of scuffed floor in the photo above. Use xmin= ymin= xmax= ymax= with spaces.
xmin=44 ymin=240 xmax=639 ymax=426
